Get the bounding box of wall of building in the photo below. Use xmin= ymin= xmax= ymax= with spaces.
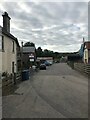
xmin=88 ymin=50 xmax=90 ymax=63
xmin=0 ymin=52 xmax=2 ymax=74
xmin=0 ymin=34 xmax=2 ymax=74
xmin=2 ymin=35 xmax=17 ymax=74
xmin=83 ymin=49 xmax=88 ymax=63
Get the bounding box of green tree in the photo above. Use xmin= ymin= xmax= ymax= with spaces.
xmin=36 ymin=47 xmax=43 ymax=57
xmin=23 ymin=42 xmax=35 ymax=47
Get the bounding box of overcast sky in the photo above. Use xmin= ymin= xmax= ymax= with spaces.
xmin=0 ymin=1 xmax=88 ymax=52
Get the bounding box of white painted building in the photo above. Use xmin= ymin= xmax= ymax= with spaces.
xmin=83 ymin=41 xmax=90 ymax=64
xmin=0 ymin=12 xmax=20 ymax=74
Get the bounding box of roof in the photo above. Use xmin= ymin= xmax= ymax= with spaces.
xmin=68 ymin=54 xmax=80 ymax=57
xmin=2 ymin=27 xmax=20 ymax=47
xmin=78 ymin=43 xmax=84 ymax=57
xmin=84 ymin=41 xmax=90 ymax=49
xmin=23 ymin=46 xmax=35 ymax=53
xmin=37 ymin=57 xmax=53 ymax=60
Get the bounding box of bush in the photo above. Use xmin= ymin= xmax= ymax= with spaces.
xmin=2 ymin=72 xmax=8 ymax=77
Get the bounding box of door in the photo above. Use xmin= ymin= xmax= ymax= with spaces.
xmin=12 ymin=62 xmax=14 ymax=73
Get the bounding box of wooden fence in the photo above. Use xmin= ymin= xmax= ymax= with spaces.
xmin=2 ymin=75 xmax=14 ymax=96
xmin=74 ymin=63 xmax=90 ymax=76
xmin=2 ymin=72 xmax=22 ymax=96
xmin=67 ymin=61 xmax=90 ymax=77
xmin=14 ymin=72 xmax=22 ymax=84
xmin=2 ymin=69 xmax=38 ymax=96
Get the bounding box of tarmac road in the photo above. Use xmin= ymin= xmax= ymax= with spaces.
xmin=2 ymin=63 xmax=88 ymax=118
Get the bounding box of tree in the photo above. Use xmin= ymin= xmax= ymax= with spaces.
xmin=36 ymin=47 xmax=43 ymax=57
xmin=37 ymin=47 xmax=42 ymax=52
xmin=23 ymin=42 xmax=35 ymax=47
xmin=43 ymin=49 xmax=53 ymax=57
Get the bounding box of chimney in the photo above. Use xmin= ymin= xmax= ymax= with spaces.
xmin=2 ymin=12 xmax=11 ymax=33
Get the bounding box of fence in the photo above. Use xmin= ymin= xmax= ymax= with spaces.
xmin=2 ymin=75 xmax=14 ymax=96
xmin=67 ymin=61 xmax=90 ymax=77
xmin=14 ymin=72 xmax=22 ymax=84
xmin=2 ymin=68 xmax=38 ymax=96
xmin=2 ymin=72 xmax=22 ymax=96
xmin=74 ymin=63 xmax=90 ymax=76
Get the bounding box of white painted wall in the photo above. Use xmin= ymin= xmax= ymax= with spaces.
xmin=0 ymin=35 xmax=2 ymax=75
xmin=1 ymin=35 xmax=17 ymax=74
xmin=0 ymin=52 xmax=2 ymax=75
xmin=84 ymin=48 xmax=88 ymax=63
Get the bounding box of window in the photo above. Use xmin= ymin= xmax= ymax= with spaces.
xmin=12 ymin=62 xmax=14 ymax=73
xmin=84 ymin=49 xmax=87 ymax=58
xmin=88 ymin=58 xmax=90 ymax=63
xmin=0 ymin=35 xmax=4 ymax=51
xmin=2 ymin=36 xmax=4 ymax=51
xmin=12 ymin=41 xmax=14 ymax=52
xmin=0 ymin=35 xmax=2 ymax=50
xmin=88 ymin=50 xmax=90 ymax=57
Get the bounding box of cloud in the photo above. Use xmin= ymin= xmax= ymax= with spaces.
xmin=0 ymin=1 xmax=88 ymax=52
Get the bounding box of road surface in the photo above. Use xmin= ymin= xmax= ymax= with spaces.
xmin=2 ymin=63 xmax=88 ymax=118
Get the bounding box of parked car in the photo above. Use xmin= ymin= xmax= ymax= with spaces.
xmin=32 ymin=65 xmax=36 ymax=70
xmin=40 ymin=63 xmax=46 ymax=70
xmin=49 ymin=61 xmax=53 ymax=65
xmin=44 ymin=61 xmax=50 ymax=66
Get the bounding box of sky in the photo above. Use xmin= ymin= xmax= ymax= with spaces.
xmin=0 ymin=0 xmax=88 ymax=52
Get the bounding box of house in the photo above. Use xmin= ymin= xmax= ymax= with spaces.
xmin=0 ymin=12 xmax=20 ymax=75
xmin=22 ymin=42 xmax=36 ymax=69
xmin=83 ymin=41 xmax=90 ymax=64
xmin=36 ymin=57 xmax=53 ymax=63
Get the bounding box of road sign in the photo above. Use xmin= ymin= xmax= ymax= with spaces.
xmin=29 ymin=53 xmax=34 ymax=58
xmin=30 ymin=59 xmax=34 ymax=62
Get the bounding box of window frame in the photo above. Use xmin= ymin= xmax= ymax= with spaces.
xmin=2 ymin=36 xmax=4 ymax=51
xmin=12 ymin=40 xmax=15 ymax=53
xmin=0 ymin=35 xmax=4 ymax=52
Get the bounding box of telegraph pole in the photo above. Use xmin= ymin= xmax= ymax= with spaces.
xmin=21 ymin=41 xmax=23 ymax=72
xmin=83 ymin=37 xmax=85 ymax=43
